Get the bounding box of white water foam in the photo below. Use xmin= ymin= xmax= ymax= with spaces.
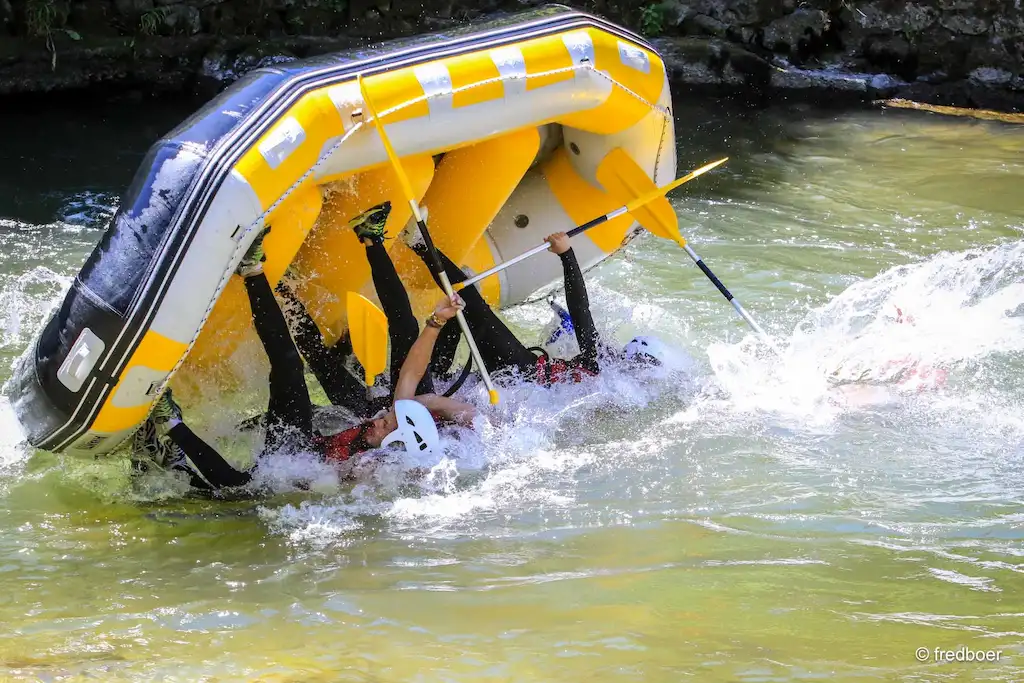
xmin=704 ymin=240 xmax=1024 ymax=422
xmin=0 ymin=396 xmax=29 ymax=472
xmin=0 ymin=266 xmax=72 ymax=364
xmin=0 ymin=261 xmax=74 ymax=472
xmin=257 ymin=343 xmax=703 ymax=545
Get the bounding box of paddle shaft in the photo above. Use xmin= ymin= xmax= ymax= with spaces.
xmin=410 ymin=201 xmax=499 ymax=399
xmin=458 ymin=207 xmax=627 ymax=290
xmin=456 ymin=158 xmax=727 ymax=291
xmin=681 ymin=243 xmax=767 ymax=338
xmin=358 ymin=75 xmax=499 ymax=403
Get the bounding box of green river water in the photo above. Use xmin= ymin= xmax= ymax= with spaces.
xmin=0 ymin=95 xmax=1022 ymax=682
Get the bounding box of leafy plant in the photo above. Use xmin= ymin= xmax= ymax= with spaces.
xmin=24 ymin=0 xmax=77 ymax=71
xmin=25 ymin=0 xmax=59 ymax=37
xmin=639 ymin=3 xmax=665 ymax=37
xmin=139 ymin=6 xmax=170 ymax=35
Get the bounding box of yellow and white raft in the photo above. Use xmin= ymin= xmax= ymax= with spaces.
xmin=7 ymin=5 xmax=676 ymax=457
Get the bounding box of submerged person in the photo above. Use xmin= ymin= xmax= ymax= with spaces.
xmin=826 ymin=304 xmax=948 ymax=408
xmin=132 ymin=224 xmax=475 ymax=491
xmin=278 ymin=200 xmax=675 ymax=399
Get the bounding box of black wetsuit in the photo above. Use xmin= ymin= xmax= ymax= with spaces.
xmin=275 ymin=283 xmax=365 ymax=414
xmin=165 ymin=271 xmax=312 ymax=489
xmin=411 ymin=243 xmax=601 ymax=382
xmin=159 ymin=240 xmax=450 ymax=490
xmin=276 ymin=241 xmax=463 ymax=417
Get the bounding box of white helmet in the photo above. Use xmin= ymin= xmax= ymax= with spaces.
xmin=624 ymin=335 xmax=673 ymax=366
xmin=381 ymin=400 xmax=439 ymax=457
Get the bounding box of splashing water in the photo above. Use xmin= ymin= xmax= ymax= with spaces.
xmin=0 ymin=264 xmax=71 ymax=360
xmin=257 ymin=339 xmax=702 ymax=544
xmin=705 ymin=240 xmax=1024 ymax=421
xmin=258 ymin=236 xmax=1024 ymax=549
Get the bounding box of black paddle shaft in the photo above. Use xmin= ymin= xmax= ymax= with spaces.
xmin=693 ymin=256 xmax=735 ymax=302
xmin=567 ymin=214 xmax=609 ymax=239
xmin=415 ymin=218 xmax=446 ymax=279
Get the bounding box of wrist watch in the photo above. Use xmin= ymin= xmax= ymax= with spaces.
xmin=425 ymin=313 xmax=446 ymax=329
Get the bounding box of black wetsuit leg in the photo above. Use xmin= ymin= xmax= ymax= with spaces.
xmin=364 ymin=240 xmax=435 ymax=396
xmin=559 ymin=249 xmax=601 ymax=374
xmin=161 ymin=273 xmax=315 ymax=489
xmin=276 ymin=281 xmax=371 ymax=417
xmin=244 ymin=273 xmax=314 ymax=451
xmin=167 ymin=423 xmax=253 ymax=488
xmin=411 ymin=245 xmax=536 ymax=375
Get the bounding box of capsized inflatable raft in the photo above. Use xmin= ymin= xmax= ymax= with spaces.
xmin=8 ymin=5 xmax=676 ymax=457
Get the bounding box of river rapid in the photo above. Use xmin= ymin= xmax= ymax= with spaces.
xmin=1 ymin=95 xmax=1022 ymax=681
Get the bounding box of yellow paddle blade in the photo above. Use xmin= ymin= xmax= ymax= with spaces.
xmin=346 ymin=291 xmax=388 ymax=387
xmin=596 ymin=148 xmax=681 ymax=243
xmin=598 ymin=150 xmax=729 ymax=247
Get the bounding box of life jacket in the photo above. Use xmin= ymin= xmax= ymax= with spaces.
xmin=317 ymin=422 xmax=372 ymax=464
xmin=531 ymin=348 xmax=597 ymax=386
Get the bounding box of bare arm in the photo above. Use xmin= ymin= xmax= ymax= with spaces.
xmin=413 ymin=393 xmax=477 ymax=425
xmin=394 ymin=295 xmax=465 ymax=401
xmin=394 ymin=326 xmax=440 ymax=401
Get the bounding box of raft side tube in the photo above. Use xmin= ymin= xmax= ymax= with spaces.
xmin=5 ymin=68 xmax=290 ymax=452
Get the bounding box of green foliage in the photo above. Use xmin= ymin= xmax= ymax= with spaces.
xmin=25 ymin=0 xmax=64 ymax=37
xmin=24 ymin=0 xmax=77 ymax=71
xmin=139 ymin=6 xmax=170 ymax=36
xmin=639 ymin=3 xmax=665 ymax=37
xmin=322 ymin=0 xmax=347 ymax=12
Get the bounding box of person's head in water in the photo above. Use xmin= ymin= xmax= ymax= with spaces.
xmin=623 ymin=335 xmax=671 ymax=367
xmin=362 ymin=411 xmax=399 ymax=448
xmin=327 ymin=400 xmax=440 ymax=463
xmin=828 ymin=304 xmax=922 ymax=385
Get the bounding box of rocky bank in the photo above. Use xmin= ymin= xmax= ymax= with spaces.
xmin=1 ymin=0 xmax=1022 ymax=111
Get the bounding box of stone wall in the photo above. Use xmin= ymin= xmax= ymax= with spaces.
xmin=1 ymin=0 xmax=1022 ymax=110
xmin=650 ymin=0 xmax=1024 ymax=109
